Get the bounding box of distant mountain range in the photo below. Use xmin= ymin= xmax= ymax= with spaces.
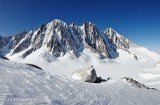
xmin=0 ymin=19 xmax=141 ymax=62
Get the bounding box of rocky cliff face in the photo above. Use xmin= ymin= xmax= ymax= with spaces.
xmin=0 ymin=19 xmax=119 ymax=61
xmin=104 ymin=28 xmax=138 ymax=51
xmin=0 ymin=35 xmax=11 ymax=49
xmin=81 ymin=22 xmax=117 ymax=58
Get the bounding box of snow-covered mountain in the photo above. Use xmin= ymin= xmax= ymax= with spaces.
xmin=104 ymin=28 xmax=138 ymax=51
xmin=103 ymin=28 xmax=160 ymax=61
xmin=0 ymin=19 xmax=160 ymax=89
xmin=1 ymin=19 xmax=160 ymax=104
xmin=0 ymin=19 xmax=159 ymax=62
xmin=0 ymin=19 xmax=118 ymax=62
xmin=1 ymin=58 xmax=160 ymax=105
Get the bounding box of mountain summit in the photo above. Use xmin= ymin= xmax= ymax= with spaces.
xmin=0 ymin=19 xmax=122 ymax=61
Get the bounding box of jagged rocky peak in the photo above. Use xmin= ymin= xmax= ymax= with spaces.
xmin=82 ymin=22 xmax=99 ymax=34
xmin=9 ymin=19 xmax=82 ymax=59
xmin=104 ymin=28 xmax=138 ymax=50
xmin=10 ymin=31 xmax=28 ymax=49
xmin=105 ymin=28 xmax=119 ymax=38
xmin=81 ymin=23 xmax=118 ymax=58
xmin=47 ymin=19 xmax=68 ymax=29
xmin=70 ymin=22 xmax=76 ymax=27
xmin=83 ymin=21 xmax=95 ymax=26
xmin=69 ymin=22 xmax=80 ymax=35
xmin=82 ymin=22 xmax=101 ymax=44
xmin=0 ymin=19 xmax=119 ymax=61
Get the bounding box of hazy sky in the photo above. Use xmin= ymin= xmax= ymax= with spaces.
xmin=0 ymin=0 xmax=160 ymax=51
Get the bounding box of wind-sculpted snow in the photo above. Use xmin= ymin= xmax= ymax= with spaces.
xmin=0 ymin=59 xmax=160 ymax=105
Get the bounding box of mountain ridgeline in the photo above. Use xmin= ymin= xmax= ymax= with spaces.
xmin=0 ymin=19 xmax=137 ymax=61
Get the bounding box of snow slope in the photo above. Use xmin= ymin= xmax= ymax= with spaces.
xmin=1 ymin=58 xmax=160 ymax=105
xmin=139 ymin=61 xmax=160 ymax=89
xmin=6 ymin=45 xmax=160 ymax=88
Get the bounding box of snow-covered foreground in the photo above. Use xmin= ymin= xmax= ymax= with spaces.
xmin=7 ymin=47 xmax=160 ymax=89
xmin=0 ymin=59 xmax=160 ymax=105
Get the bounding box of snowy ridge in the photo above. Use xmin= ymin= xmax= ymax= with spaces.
xmin=0 ymin=58 xmax=160 ymax=105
